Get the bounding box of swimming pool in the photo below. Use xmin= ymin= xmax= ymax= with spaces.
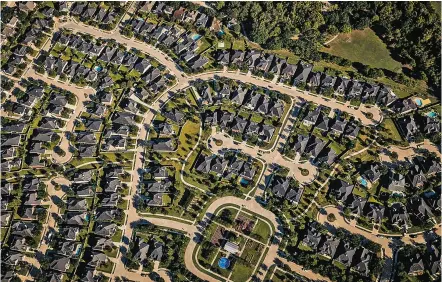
xmin=191 ymin=34 xmax=202 ymax=41
xmin=240 ymin=178 xmax=249 ymax=185
xmin=75 ymin=246 xmax=82 ymax=256
xmin=94 ymin=66 xmax=103 ymax=72
xmin=414 ymin=98 xmax=423 ymax=107
xmin=217 ymin=30 xmax=225 ymax=36
xmin=426 ymin=111 xmax=437 ymax=118
xmin=358 ymin=177 xmax=368 ymax=187
xmin=218 ymin=257 xmax=230 ymax=269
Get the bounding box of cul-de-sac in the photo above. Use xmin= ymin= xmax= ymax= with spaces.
xmin=1 ymin=1 xmax=441 ymax=282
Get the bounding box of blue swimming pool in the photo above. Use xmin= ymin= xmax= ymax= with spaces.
xmin=75 ymin=246 xmax=82 ymax=256
xmin=240 ymin=178 xmax=249 ymax=185
xmin=414 ymin=98 xmax=423 ymax=106
xmin=85 ymin=214 xmax=90 ymax=222
xmin=358 ymin=178 xmax=368 ymax=187
xmin=218 ymin=257 xmax=230 ymax=269
xmin=427 ymin=111 xmax=437 ymax=118
xmin=217 ymin=30 xmax=225 ymax=36
xmin=94 ymin=66 xmax=103 ymax=72
xmin=192 ymin=34 xmax=202 ymax=41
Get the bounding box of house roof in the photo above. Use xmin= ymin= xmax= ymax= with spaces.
xmin=364 ymin=164 xmax=382 ymax=183
xmin=302 ymin=222 xmax=323 ymax=250
xmin=318 ymin=235 xmax=340 ymax=258
xmin=334 ymin=242 xmax=357 ymax=267
xmin=146 ymin=178 xmax=172 ymax=193
xmin=67 ymin=198 xmax=88 ymax=211
xmin=303 ymin=108 xmax=321 ymax=125
xmin=259 ymin=125 xmax=275 ymax=142
xmin=152 ymin=139 xmax=175 ymax=151
xmin=50 ymin=257 xmax=70 ymax=272
xmin=331 ymin=179 xmax=354 ymax=202
xmin=363 ymin=203 xmax=385 ymax=224
xmin=271 ymin=176 xmax=290 ymax=198
xmin=134 ymin=238 xmax=150 ymax=263
xmin=388 ymin=171 xmax=406 ymax=192
xmin=407 ymin=196 xmax=434 ymax=222
xmin=293 ymin=61 xmax=313 ymax=84
xmin=95 ymin=209 xmax=120 ymax=222
xmin=285 ymin=187 xmax=304 ymax=203
xmin=94 ymin=222 xmax=117 ymax=237
xmin=388 ymin=203 xmax=410 ymax=227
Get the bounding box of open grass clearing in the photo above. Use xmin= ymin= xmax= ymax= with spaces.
xmin=322 ymin=28 xmax=402 ymax=72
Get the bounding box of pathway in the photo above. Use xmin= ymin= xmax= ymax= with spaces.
xmin=323 ymin=34 xmax=339 ymax=45
xmin=380 ymin=140 xmax=441 ymax=162
xmin=278 ymin=257 xmax=332 ymax=282
xmin=13 ymin=17 xmax=400 ymax=282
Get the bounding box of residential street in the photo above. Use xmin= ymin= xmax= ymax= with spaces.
xmin=59 ymin=19 xmax=382 ymax=127
xmin=7 ymin=11 xmax=439 ymax=282
xmin=23 ymin=69 xmax=96 ymax=164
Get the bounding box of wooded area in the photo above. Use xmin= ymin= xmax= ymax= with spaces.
xmin=213 ymin=2 xmax=441 ymax=96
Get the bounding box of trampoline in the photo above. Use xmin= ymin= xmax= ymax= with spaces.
xmin=218 ymin=257 xmax=230 ymax=269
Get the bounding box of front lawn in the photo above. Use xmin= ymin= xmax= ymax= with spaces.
xmin=111 ymin=229 xmax=123 ymax=243
xmin=96 ymin=261 xmax=114 ymax=274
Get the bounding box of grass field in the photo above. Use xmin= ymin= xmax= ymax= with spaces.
xmin=431 ymin=2 xmax=441 ymax=17
xmin=322 ymin=28 xmax=402 ymax=72
xmin=250 ymin=219 xmax=271 ymax=244
xmin=379 ymin=118 xmax=403 ymax=143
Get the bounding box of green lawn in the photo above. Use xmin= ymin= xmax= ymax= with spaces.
xmin=431 ymin=2 xmax=441 ymax=17
xmin=97 ymin=261 xmax=114 ymax=274
xmin=322 ymin=28 xmax=402 ymax=72
xmin=230 ymin=260 xmax=254 ymax=282
xmin=230 ymin=240 xmax=264 ymax=281
xmin=103 ymin=246 xmax=118 ymax=258
xmin=197 ymin=38 xmax=212 ymax=54
xmin=1 ymin=227 xmax=8 ymax=242
xmin=111 ymin=229 xmax=123 ymax=243
xmin=250 ymin=219 xmax=271 ymax=244
xmin=171 ymin=119 xmax=200 ymax=159
xmin=379 ymin=118 xmax=403 ymax=143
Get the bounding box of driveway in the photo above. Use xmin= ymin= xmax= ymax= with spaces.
xmin=58 ymin=20 xmax=382 ymax=127
xmin=23 ymin=69 xmax=95 ymax=164
xmin=318 ymin=206 xmax=395 ymax=258
xmin=190 ymin=72 xmax=382 ymax=126
xmin=209 ymin=130 xmax=317 ymax=185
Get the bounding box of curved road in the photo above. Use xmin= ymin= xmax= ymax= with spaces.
xmin=32 ymin=18 xmax=390 ymax=282
xmin=23 ymin=69 xmax=95 ymax=164
xmin=59 ymin=19 xmax=382 ymax=127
